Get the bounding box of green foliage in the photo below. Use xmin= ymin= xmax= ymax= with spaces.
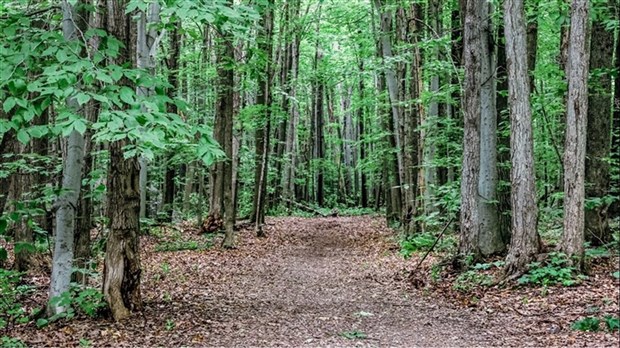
xmin=399 ymin=232 xmax=455 ymax=259
xmin=79 ymin=338 xmax=92 ymax=348
xmin=39 ymin=285 xmax=106 ymax=328
xmin=604 ymin=316 xmax=619 ymax=332
xmin=571 ymin=317 xmax=601 ymax=332
xmin=453 ymin=270 xmax=495 ymax=293
xmin=1 ymin=336 xmax=27 ymax=348
xmin=155 ymin=240 xmax=213 ymax=252
xmin=339 ymin=330 xmax=367 ymax=340
xmin=0 ymin=269 xmax=33 ymax=330
xmin=518 ymin=253 xmax=585 ymax=287
xmin=151 ymin=227 xmax=214 ymax=252
xmin=165 ymin=319 xmax=175 ymax=331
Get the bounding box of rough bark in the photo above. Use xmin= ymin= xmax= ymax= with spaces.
xmin=252 ymin=0 xmax=274 ymax=236
xmin=584 ymin=1 xmax=613 ymax=246
xmin=102 ymin=0 xmax=142 ymax=321
xmin=215 ymin=1 xmax=236 ymax=248
xmin=458 ymin=0 xmax=483 ymax=263
xmin=503 ymin=0 xmax=540 ymax=276
xmin=477 ymin=0 xmax=503 ymax=256
xmin=562 ymin=0 xmax=590 ymax=267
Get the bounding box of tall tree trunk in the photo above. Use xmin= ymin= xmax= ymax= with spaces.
xmin=477 ymin=0 xmax=503 ymax=256
xmin=48 ymin=1 xmax=89 ymax=316
xmin=252 ymin=0 xmax=274 ymax=236
xmin=584 ymin=0 xmax=613 ymax=246
xmin=504 ymin=0 xmax=540 ymax=276
xmin=458 ymin=0 xmax=483 ymax=263
xmin=102 ymin=0 xmax=142 ymax=321
xmin=562 ymin=0 xmax=590 ymax=267
xmin=357 ymin=59 xmax=368 ymax=208
xmin=74 ymin=2 xmax=104 ymax=285
xmin=162 ymin=20 xmax=182 ymax=222
xmin=216 ymin=1 xmax=236 ymax=248
xmin=611 ymin=2 xmax=620 ymax=218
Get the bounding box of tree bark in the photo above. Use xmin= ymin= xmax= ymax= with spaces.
xmin=477 ymin=0 xmax=503 ymax=256
xmin=562 ymin=0 xmax=590 ymax=267
xmin=584 ymin=0 xmax=613 ymax=246
xmin=503 ymin=0 xmax=540 ymax=276
xmin=102 ymin=0 xmax=142 ymax=321
xmin=458 ymin=0 xmax=483 ymax=263
xmin=252 ymin=0 xmax=274 ymax=236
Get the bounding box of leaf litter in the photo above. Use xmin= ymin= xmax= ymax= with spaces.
xmin=5 ymin=215 xmax=619 ymax=347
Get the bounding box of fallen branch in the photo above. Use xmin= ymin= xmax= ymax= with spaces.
xmin=410 ymin=217 xmax=455 ymax=275
xmin=282 ymin=197 xmax=328 ymax=217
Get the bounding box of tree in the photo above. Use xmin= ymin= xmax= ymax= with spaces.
xmin=584 ymin=0 xmax=614 ymax=245
xmin=477 ymin=0 xmax=503 ymax=256
xmin=252 ymin=0 xmax=274 ymax=236
xmin=47 ymin=0 xmax=88 ymax=316
xmin=503 ymin=0 xmax=540 ymax=276
xmin=562 ymin=0 xmax=590 ymax=267
xmin=102 ymin=0 xmax=142 ymax=321
xmin=458 ymin=0 xmax=483 ymax=263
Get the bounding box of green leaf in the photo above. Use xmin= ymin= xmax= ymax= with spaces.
xmin=3 ymin=97 xmax=16 ymax=113
xmin=0 ymin=218 xmax=7 ymax=234
xmin=119 ymin=86 xmax=134 ymax=104
xmin=16 ymin=129 xmax=30 ymax=144
xmin=76 ymin=93 xmax=91 ymax=106
xmin=36 ymin=318 xmax=49 ymax=328
xmin=73 ymin=120 xmax=87 ymax=135
xmin=14 ymin=242 xmax=36 ymax=254
xmin=0 ymin=248 xmax=7 ymax=260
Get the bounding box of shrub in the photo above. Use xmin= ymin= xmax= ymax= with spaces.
xmin=518 ymin=252 xmax=585 ymax=286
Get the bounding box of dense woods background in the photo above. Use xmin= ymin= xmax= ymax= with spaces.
xmin=0 ymin=0 xmax=618 ymax=344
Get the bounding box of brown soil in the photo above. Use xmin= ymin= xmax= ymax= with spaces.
xmin=6 ymin=216 xmax=620 ymax=347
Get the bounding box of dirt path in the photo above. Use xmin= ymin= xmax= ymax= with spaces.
xmin=11 ymin=216 xmax=617 ymax=347
xmin=137 ymin=216 xmax=506 ymax=347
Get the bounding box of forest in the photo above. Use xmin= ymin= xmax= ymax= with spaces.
xmin=0 ymin=0 xmax=619 ymax=346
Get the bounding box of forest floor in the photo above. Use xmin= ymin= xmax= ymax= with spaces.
xmin=6 ymin=215 xmax=620 ymax=347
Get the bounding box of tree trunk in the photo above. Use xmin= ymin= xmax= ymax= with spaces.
xmin=503 ymin=0 xmax=540 ymax=276
xmin=162 ymin=20 xmax=181 ymax=222
xmin=584 ymin=1 xmax=613 ymax=246
xmin=458 ymin=0 xmax=483 ymax=263
xmin=562 ymin=0 xmax=590 ymax=267
xmin=252 ymin=0 xmax=274 ymax=236
xmin=102 ymin=0 xmax=142 ymax=321
xmin=477 ymin=0 xmax=503 ymax=256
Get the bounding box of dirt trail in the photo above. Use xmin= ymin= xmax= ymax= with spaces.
xmin=13 ymin=216 xmax=616 ymax=347
xmin=138 ymin=216 xmax=505 ymax=347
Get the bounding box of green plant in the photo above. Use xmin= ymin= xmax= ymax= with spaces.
xmin=40 ymin=285 xmax=106 ymax=327
xmin=339 ymin=330 xmax=367 ymax=339
xmin=165 ymin=319 xmax=175 ymax=331
xmin=1 ymin=336 xmax=27 ymax=348
xmin=453 ymin=270 xmax=495 ymax=293
xmin=518 ymin=252 xmax=585 ymax=286
xmin=399 ymin=232 xmax=455 ymax=259
xmin=604 ymin=316 xmax=619 ymax=332
xmin=571 ymin=317 xmax=601 ymax=332
xmin=0 ymin=269 xmax=33 ymax=330
xmin=79 ymin=338 xmax=92 ymax=347
xmin=155 ymin=239 xmax=213 ymax=252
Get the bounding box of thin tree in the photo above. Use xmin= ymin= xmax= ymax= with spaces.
xmin=252 ymin=0 xmax=274 ymax=236
xmin=47 ymin=0 xmax=88 ymax=316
